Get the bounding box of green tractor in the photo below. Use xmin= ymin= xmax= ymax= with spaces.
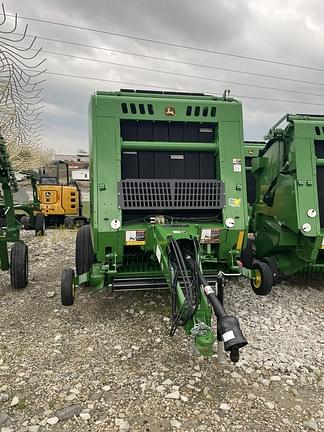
xmin=0 ymin=136 xmax=30 ymax=288
xmin=60 ymin=89 xmax=276 ymax=362
xmin=244 ymin=114 xmax=324 ymax=291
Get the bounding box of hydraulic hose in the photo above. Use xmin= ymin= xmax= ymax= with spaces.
xmin=184 ymin=253 xmax=248 ymax=362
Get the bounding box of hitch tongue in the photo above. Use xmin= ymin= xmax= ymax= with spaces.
xmin=185 ymin=254 xmax=248 ymax=363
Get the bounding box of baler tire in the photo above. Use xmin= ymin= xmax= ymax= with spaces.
xmin=251 ymin=261 xmax=273 ymax=296
xmin=240 ymin=238 xmax=254 ymax=269
xmin=76 ymin=225 xmax=95 ymax=276
xmin=10 ymin=242 xmax=28 ymax=289
xmin=75 ymin=218 xmax=85 ymax=228
xmin=35 ymin=213 xmax=45 ymax=236
xmin=20 ymin=215 xmax=31 ymax=230
xmin=61 ymin=268 xmax=75 ymax=306
xmin=64 ymin=216 xmax=74 ymax=229
xmin=261 ymin=256 xmax=281 ymax=285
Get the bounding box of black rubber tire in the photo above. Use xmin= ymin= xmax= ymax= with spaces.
xmin=240 ymin=238 xmax=254 ymax=269
xmin=251 ymin=261 xmax=273 ymax=296
xmin=35 ymin=213 xmax=45 ymax=236
xmin=261 ymin=256 xmax=281 ymax=285
xmin=76 ymin=225 xmax=95 ymax=276
xmin=10 ymin=242 xmax=28 ymax=289
xmin=20 ymin=215 xmax=31 ymax=230
xmin=64 ymin=216 xmax=74 ymax=229
xmin=61 ymin=268 xmax=75 ymax=306
xmin=74 ymin=218 xmax=86 ymax=229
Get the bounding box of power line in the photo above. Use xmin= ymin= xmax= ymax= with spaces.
xmin=42 ymin=70 xmax=324 ymax=107
xmin=9 ymin=13 xmax=324 ymax=73
xmin=39 ymin=48 xmax=324 ymax=99
xmin=25 ymin=34 xmax=324 ymax=88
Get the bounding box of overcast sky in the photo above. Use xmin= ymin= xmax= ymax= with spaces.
xmin=4 ymin=0 xmax=324 ymax=154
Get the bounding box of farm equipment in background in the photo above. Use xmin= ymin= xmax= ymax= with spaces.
xmin=0 ymin=136 xmax=29 ymax=288
xmin=244 ymin=141 xmax=266 ymax=206
xmin=36 ymin=160 xmax=87 ymax=228
xmin=58 ymin=88 xmax=281 ymax=362
xmin=11 ymin=173 xmax=46 ymax=236
xmin=244 ymin=114 xmax=324 ymax=287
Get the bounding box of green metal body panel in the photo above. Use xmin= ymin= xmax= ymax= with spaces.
xmin=0 ymin=137 xmax=21 ymax=271
xmin=83 ymin=90 xmax=251 ymax=355
xmin=250 ymin=114 xmax=324 ymax=275
xmin=89 ymin=90 xmax=248 ymax=276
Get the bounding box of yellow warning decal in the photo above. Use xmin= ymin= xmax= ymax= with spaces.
xmin=229 ymin=198 xmax=241 ymax=208
xmin=125 ymin=230 xmax=145 ymax=246
xmin=236 ymin=231 xmax=245 ymax=251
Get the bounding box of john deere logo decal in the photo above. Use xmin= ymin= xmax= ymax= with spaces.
xmin=165 ymin=106 xmax=176 ymax=116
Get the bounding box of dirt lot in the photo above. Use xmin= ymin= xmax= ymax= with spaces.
xmin=0 ymin=230 xmax=323 ymax=432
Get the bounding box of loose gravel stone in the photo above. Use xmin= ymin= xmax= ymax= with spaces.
xmin=10 ymin=397 xmax=19 ymax=407
xmin=79 ymin=412 xmax=91 ymax=421
xmin=219 ymin=403 xmax=231 ymax=411
xmin=46 ymin=417 xmax=59 ymax=425
xmin=55 ymin=405 xmax=82 ymax=421
xmin=303 ymin=419 xmax=318 ymax=431
xmin=270 ymin=375 xmax=281 ymax=382
xmin=0 ymin=230 xmax=323 ymax=431
xmin=28 ymin=426 xmax=40 ymax=432
xmin=0 ymin=413 xmax=10 ymax=426
xmin=170 ymin=419 xmax=182 ymax=429
xmin=115 ymin=419 xmax=130 ymax=431
xmin=318 ymin=378 xmax=324 ymax=388
xmin=0 ymin=394 xmax=9 ymax=402
xmin=165 ymin=390 xmax=180 ymax=400
xmin=265 ymin=401 xmax=275 ymax=410
xmin=65 ymin=393 xmax=77 ymax=402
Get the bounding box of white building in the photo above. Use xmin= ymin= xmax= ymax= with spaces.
xmin=71 ymin=169 xmax=89 ymax=181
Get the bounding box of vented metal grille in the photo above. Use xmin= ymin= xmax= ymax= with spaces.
xmin=118 ymin=179 xmax=225 ymax=209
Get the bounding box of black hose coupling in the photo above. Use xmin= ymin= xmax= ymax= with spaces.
xmin=217 ymin=315 xmax=248 ymax=362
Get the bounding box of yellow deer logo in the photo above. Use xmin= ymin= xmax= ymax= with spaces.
xmin=165 ymin=106 xmax=176 ymax=116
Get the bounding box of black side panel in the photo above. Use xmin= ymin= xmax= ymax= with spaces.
xmin=316 ymin=166 xmax=324 ymax=228
xmin=245 ymin=156 xmax=252 ymax=167
xmin=138 ymin=121 xmax=153 ymax=141
xmin=121 ymin=120 xmax=138 ymax=140
xmin=200 ymin=153 xmax=215 ymax=178
xmin=120 ymin=120 xmax=215 ymax=143
xmin=153 ymin=121 xmax=169 ymax=141
xmin=169 ymin=123 xmax=184 ymax=142
xmin=138 ymin=151 xmax=154 ymax=178
xmin=154 ymin=153 xmax=170 ymax=178
xmin=183 ymin=123 xmax=199 ymax=141
xmin=185 ymin=152 xmax=200 ymax=178
xmin=199 ymin=126 xmax=214 ymax=142
xmin=315 ymin=140 xmax=324 ymax=158
xmin=170 ymin=154 xmax=185 ymax=179
xmin=245 ymin=157 xmax=256 ymax=204
xmin=122 ymin=151 xmax=215 ymax=180
xmin=122 ymin=152 xmax=138 ymax=178
xmin=246 ymin=171 xmax=256 ymax=205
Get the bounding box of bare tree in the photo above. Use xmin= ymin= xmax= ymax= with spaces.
xmin=0 ymin=3 xmax=47 ymax=170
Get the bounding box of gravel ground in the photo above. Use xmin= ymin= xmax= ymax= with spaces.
xmin=0 ymin=230 xmax=323 ymax=432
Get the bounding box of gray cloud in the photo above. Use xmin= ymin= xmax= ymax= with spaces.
xmin=4 ymin=0 xmax=324 ymax=153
